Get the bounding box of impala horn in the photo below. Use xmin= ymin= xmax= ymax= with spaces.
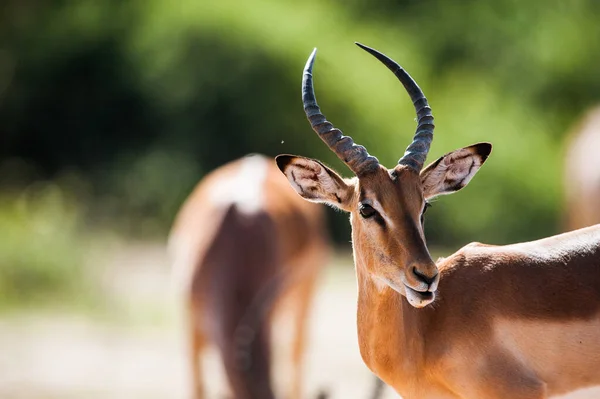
xmin=302 ymin=48 xmax=379 ymax=176
xmin=356 ymin=42 xmax=435 ymax=172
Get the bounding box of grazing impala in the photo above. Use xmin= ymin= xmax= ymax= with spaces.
xmin=564 ymin=106 xmax=600 ymax=231
xmin=276 ymin=43 xmax=600 ymax=399
xmin=169 ymin=154 xmax=329 ymax=399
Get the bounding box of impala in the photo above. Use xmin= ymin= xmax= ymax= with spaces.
xmin=276 ymin=43 xmax=600 ymax=399
xmin=564 ymin=105 xmax=600 ymax=231
xmin=169 ymin=154 xmax=329 ymax=399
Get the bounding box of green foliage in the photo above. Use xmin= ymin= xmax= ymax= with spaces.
xmin=2 ymin=0 xmax=599 ymax=248
xmin=100 ymin=149 xmax=202 ymax=236
xmin=0 ymin=184 xmax=89 ymax=307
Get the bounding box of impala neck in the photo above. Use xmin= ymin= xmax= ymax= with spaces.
xmin=354 ymin=255 xmax=430 ymax=388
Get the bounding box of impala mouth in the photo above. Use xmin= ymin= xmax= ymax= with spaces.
xmin=404 ymin=284 xmax=435 ymax=308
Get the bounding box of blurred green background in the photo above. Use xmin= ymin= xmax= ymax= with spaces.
xmin=1 ymin=0 xmax=600 ymax=307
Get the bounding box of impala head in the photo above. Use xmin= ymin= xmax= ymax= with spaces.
xmin=276 ymin=43 xmax=492 ymax=308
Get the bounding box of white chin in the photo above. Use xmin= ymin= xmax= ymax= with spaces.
xmin=404 ymin=286 xmax=435 ymax=308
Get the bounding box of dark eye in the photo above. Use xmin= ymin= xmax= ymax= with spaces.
xmin=359 ymin=204 xmax=378 ymax=219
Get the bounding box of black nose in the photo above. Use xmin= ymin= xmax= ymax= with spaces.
xmin=412 ymin=267 xmax=438 ymax=286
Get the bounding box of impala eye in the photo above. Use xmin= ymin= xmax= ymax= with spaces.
xmin=359 ymin=204 xmax=378 ymax=219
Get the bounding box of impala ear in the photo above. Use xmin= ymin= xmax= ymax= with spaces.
xmin=276 ymin=155 xmax=355 ymax=211
xmin=420 ymin=143 xmax=492 ymax=199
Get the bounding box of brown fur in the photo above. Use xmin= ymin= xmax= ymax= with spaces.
xmin=564 ymin=106 xmax=600 ymax=231
xmin=358 ymin=225 xmax=600 ymax=399
xmin=278 ymin=147 xmax=600 ymax=398
xmin=170 ymin=154 xmax=329 ymax=399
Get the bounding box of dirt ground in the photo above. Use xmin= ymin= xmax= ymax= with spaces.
xmin=1 ymin=242 xmax=599 ymax=399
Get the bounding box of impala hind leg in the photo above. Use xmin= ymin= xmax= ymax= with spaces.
xmin=287 ymin=274 xmax=318 ymax=399
xmin=187 ymin=303 xmax=207 ymax=399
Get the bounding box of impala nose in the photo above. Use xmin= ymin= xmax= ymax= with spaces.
xmin=412 ymin=266 xmax=438 ymax=289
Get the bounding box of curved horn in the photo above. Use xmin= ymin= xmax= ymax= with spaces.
xmin=303 ymin=48 xmax=379 ymax=176
xmin=355 ymin=42 xmax=434 ymax=172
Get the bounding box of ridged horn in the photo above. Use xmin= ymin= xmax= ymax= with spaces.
xmin=355 ymin=42 xmax=434 ymax=171
xmin=302 ymin=48 xmax=379 ymax=176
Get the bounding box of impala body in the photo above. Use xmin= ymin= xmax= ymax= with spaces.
xmin=276 ymin=43 xmax=600 ymax=399
xmin=169 ymin=154 xmax=329 ymax=399
xmin=564 ymin=106 xmax=600 ymax=230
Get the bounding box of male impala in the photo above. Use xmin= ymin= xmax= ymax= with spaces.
xmin=277 ymin=43 xmax=600 ymax=399
xmin=169 ymin=154 xmax=329 ymax=399
xmin=564 ymin=105 xmax=600 ymax=231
